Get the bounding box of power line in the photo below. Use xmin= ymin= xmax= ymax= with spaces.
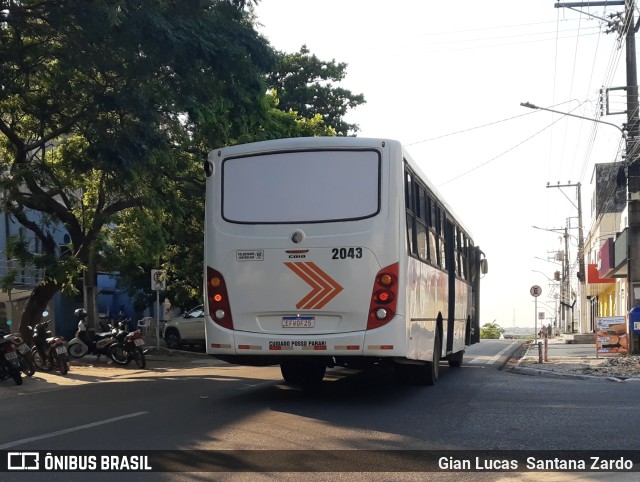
xmin=405 ymin=111 xmax=536 ymax=146
xmin=437 ymin=112 xmax=577 ymax=186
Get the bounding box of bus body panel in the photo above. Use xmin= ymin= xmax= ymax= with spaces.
xmin=405 ymin=256 xmax=447 ymax=361
xmin=452 ymin=277 xmax=471 ymax=354
xmin=217 ymin=245 xmax=380 ymax=334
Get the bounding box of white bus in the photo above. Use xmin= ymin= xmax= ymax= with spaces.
xmin=204 ymin=137 xmax=487 ymax=385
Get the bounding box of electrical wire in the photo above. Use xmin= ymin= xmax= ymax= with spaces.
xmin=437 ymin=105 xmax=585 ymax=186
xmin=405 ymin=111 xmax=537 ymax=146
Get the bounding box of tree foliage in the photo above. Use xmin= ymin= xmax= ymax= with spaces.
xmin=0 ymin=1 xmax=368 ymax=329
xmin=480 ymin=322 xmax=505 ymax=339
xmin=266 ymin=45 xmax=366 ymax=136
xmin=0 ymin=0 xmax=274 ymax=332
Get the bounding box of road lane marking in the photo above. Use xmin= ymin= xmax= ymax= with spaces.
xmin=0 ymin=411 xmax=149 ymax=449
xmin=469 ymin=341 xmax=519 ymax=366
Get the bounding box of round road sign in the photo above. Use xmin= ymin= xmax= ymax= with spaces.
xmin=530 ymin=285 xmax=542 ymax=297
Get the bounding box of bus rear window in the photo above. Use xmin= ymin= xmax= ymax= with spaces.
xmin=222 ymin=149 xmax=380 ymax=224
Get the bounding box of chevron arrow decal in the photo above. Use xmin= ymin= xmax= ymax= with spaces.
xmin=284 ymin=261 xmax=344 ymax=309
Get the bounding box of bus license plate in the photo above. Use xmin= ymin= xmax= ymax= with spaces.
xmin=282 ymin=317 xmax=315 ymax=328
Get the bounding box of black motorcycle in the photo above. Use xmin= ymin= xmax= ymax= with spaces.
xmin=0 ymin=333 xmax=23 ymax=385
xmin=110 ymin=320 xmax=147 ymax=369
xmin=30 ymin=311 xmax=69 ymax=375
xmin=0 ymin=330 xmax=36 ymax=377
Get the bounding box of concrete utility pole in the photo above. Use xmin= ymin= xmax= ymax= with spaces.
xmin=625 ymin=3 xmax=640 ymax=354
xmin=556 ymin=0 xmax=639 ymax=351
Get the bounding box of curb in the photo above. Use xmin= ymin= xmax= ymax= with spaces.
xmin=512 ymin=364 xmax=640 ymax=382
xmin=511 ymin=348 xmax=640 ymax=382
xmin=511 ymin=365 xmax=603 ymax=381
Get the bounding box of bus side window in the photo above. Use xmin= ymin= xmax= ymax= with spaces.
xmin=416 ymin=186 xmax=429 ymax=261
xmin=405 ymin=170 xmax=414 ymax=211
xmin=407 ymin=211 xmax=416 ymax=254
xmin=404 ymin=169 xmax=417 ymax=257
xmin=461 ymin=235 xmax=469 ymax=280
xmin=435 ymin=205 xmax=446 ymax=269
xmin=455 ymin=227 xmax=462 ymax=278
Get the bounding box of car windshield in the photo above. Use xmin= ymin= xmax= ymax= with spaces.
xmin=185 ymin=306 xmax=204 ymax=318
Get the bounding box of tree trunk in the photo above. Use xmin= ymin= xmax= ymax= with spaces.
xmin=83 ymin=263 xmax=99 ymax=331
xmin=19 ymin=282 xmax=60 ymax=344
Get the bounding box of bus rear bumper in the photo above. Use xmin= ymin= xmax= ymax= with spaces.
xmin=205 ymin=316 xmax=407 ymax=359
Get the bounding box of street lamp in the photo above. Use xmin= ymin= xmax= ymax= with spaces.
xmin=520 ymin=102 xmax=627 ymax=141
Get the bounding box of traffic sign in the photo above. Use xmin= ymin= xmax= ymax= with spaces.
xmin=530 ymin=285 xmax=542 ymax=297
xmin=151 ymin=269 xmax=166 ymax=291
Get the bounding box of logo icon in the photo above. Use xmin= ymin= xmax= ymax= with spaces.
xmin=284 ymin=262 xmax=343 ymax=309
xmin=8 ymin=452 xmax=40 ymax=470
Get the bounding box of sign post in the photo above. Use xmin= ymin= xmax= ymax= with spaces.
xmin=151 ymin=270 xmax=166 ymax=349
xmin=530 ymin=285 xmax=542 ymax=344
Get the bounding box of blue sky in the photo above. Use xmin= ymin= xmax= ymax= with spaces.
xmin=254 ymin=1 xmax=629 ymax=328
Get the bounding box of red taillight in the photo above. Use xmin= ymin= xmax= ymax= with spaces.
xmin=207 ymin=267 xmax=233 ymax=329
xmin=367 ymin=263 xmax=399 ymax=330
xmin=2 ymin=343 xmax=16 ymax=354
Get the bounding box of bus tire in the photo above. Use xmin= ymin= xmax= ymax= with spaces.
xmin=280 ymin=359 xmax=326 ymax=386
xmin=417 ymin=329 xmax=441 ymax=386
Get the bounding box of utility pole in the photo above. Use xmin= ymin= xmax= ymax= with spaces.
xmin=546 ymin=182 xmax=586 ymax=284
xmin=626 ymin=2 xmax=640 ymax=354
xmin=556 ymin=0 xmax=639 ymax=351
xmin=547 ymin=182 xmax=585 ymax=332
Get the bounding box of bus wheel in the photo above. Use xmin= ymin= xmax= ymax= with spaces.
xmin=416 ymin=330 xmax=441 ymax=386
xmin=280 ymin=359 xmax=326 ymax=386
xmin=448 ymin=350 xmax=464 ymax=368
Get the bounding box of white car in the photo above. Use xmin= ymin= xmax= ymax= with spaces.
xmin=163 ymin=305 xmax=205 ymax=349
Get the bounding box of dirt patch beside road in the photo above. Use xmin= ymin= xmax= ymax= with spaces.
xmin=518 ymin=355 xmax=640 ymax=379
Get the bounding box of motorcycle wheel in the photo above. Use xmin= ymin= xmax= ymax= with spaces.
xmin=8 ymin=364 xmax=22 ymax=385
xmin=31 ymin=347 xmax=52 ymax=371
xmin=68 ymin=342 xmax=86 ymax=358
xmin=56 ymin=355 xmax=69 ymax=375
xmin=109 ymin=344 xmax=130 ymax=365
xmin=19 ymin=353 xmax=36 ymax=377
xmin=132 ymin=349 xmax=146 ymax=369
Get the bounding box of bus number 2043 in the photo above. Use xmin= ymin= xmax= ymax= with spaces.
xmin=332 ymin=247 xmax=363 ymax=259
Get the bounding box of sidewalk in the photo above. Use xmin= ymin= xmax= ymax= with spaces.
xmin=514 ymin=335 xmax=640 ymax=380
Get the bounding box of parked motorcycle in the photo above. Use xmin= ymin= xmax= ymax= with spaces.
xmin=67 ymin=308 xmax=127 ymax=365
xmin=30 ymin=311 xmax=69 ymax=375
xmin=0 ymin=329 xmax=36 ymax=377
xmin=0 ymin=333 xmax=23 ymax=385
xmin=110 ymin=319 xmax=147 ymax=369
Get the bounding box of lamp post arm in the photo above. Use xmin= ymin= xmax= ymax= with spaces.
xmin=520 ymin=102 xmax=627 ymax=140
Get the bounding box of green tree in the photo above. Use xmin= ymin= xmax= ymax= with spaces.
xmin=480 ymin=322 xmax=505 ymax=339
xmin=267 ymin=45 xmax=366 ymax=136
xmin=0 ymin=0 xmax=274 ymax=334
